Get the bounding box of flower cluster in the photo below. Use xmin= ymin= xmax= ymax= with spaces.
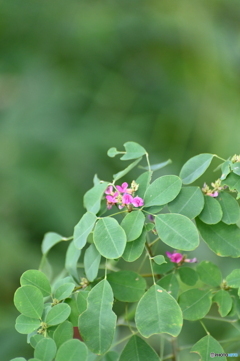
xmin=166 ymin=251 xmax=197 ymax=264
xmin=105 ymin=181 xmax=144 ymax=210
xmin=202 ymin=179 xmax=224 ymax=198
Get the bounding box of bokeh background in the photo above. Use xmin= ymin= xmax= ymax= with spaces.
xmin=1 ymin=0 xmax=240 ymax=360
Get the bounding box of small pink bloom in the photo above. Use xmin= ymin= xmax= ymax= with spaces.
xmin=207 ymin=191 xmax=218 ymax=198
xmin=105 ymin=186 xmax=114 ymax=195
xmin=131 ymin=196 xmax=144 ymax=207
xmin=106 ymin=193 xmax=118 ymax=209
xmin=122 ymin=193 xmax=133 ymax=205
xmin=166 ymin=251 xmax=183 ymax=264
xmin=185 ymin=257 xmax=197 ymax=263
xmin=116 ymin=182 xmax=129 ymax=193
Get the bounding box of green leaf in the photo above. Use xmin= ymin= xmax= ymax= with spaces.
xmin=120 ymin=142 xmax=146 ymax=160
xmin=152 ymin=255 xmax=166 ymax=265
xmin=20 ymin=270 xmax=51 ymax=297
xmin=178 ymin=289 xmax=212 ymax=320
xmin=113 ymin=158 xmax=142 ymax=181
xmin=107 ymin=271 xmax=146 ymax=302
xmin=179 ymin=153 xmax=214 ymax=185
xmin=55 ymin=339 xmax=88 ymax=361
xmin=93 ymin=217 xmax=126 ymax=259
xmin=84 ymin=182 xmax=109 ymax=214
xmin=213 ymin=290 xmax=232 ymax=317
xmin=121 ymin=210 xmax=145 ymax=242
xmin=122 ymin=229 xmax=147 ymax=262
xmin=76 ymin=290 xmax=89 ymax=315
xmin=84 ymin=244 xmax=101 ymax=282
xmin=96 ymin=351 xmax=119 ymax=361
xmin=143 ymin=205 xmax=164 ymax=214
xmin=231 ymin=162 xmax=240 ymax=176
xmin=34 ymin=338 xmax=57 ymax=361
xmin=119 ymin=335 xmax=159 ymax=361
xmin=139 ymin=159 xmax=172 ymax=171
xmin=217 ymin=192 xmax=240 ymax=224
xmin=198 ymin=196 xmax=223 ymax=224
xmin=152 ymin=257 xmax=174 ymax=274
xmin=107 ymin=147 xmax=121 ymax=158
xmin=73 ymin=212 xmax=97 ymax=249
xmin=54 ymin=283 xmax=75 ymax=301
xmin=41 ymin=232 xmax=63 ymax=255
xmin=196 ymin=219 xmax=240 ymax=257
xmin=222 ymin=172 xmax=240 ymax=199
xmin=135 ymin=284 xmax=183 ymax=337
xmin=135 ymin=171 xmax=152 ymax=199
xmin=53 ymin=321 xmax=73 ymax=348
xmin=157 ymin=273 xmax=179 ymax=299
xmin=15 ymin=315 xmax=41 ymax=334
xmin=196 ymin=261 xmax=222 ymax=287
xmin=39 ymin=255 xmax=52 ymax=280
xmin=78 ymin=280 xmax=117 ymax=354
xmin=28 ymin=359 xmax=42 ymax=361
xmin=144 ymin=175 xmax=182 ymax=207
xmin=168 ymin=186 xmax=204 ymax=219
xmin=65 ymin=297 xmax=79 ymax=327
xmin=155 ymin=213 xmax=199 ymax=251
xmin=9 ymin=358 xmax=27 ymax=361
xmin=191 ymin=335 xmax=227 ymax=361
xmin=46 ymin=303 xmax=71 ymax=326
xmin=65 ymin=240 xmax=81 ymax=281
xmin=220 ymin=160 xmax=231 ymax=180
xmin=14 ymin=285 xmax=44 ymax=319
xmin=226 ymin=269 xmax=240 ymax=288
xmin=178 ymin=267 xmax=199 ymax=286
xmin=30 ymin=334 xmax=44 ymax=349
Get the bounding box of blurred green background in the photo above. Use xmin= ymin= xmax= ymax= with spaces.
xmin=1 ymin=0 xmax=240 ymax=360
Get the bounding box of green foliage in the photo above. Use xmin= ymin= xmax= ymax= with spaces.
xmin=121 ymin=210 xmax=145 ymax=242
xmin=119 ymin=335 xmax=159 ymax=361
xmin=191 ymin=335 xmax=227 ymax=361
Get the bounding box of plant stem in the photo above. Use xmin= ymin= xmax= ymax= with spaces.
xmin=200 ymin=320 xmax=210 ymax=335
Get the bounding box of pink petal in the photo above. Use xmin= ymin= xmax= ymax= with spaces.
xmin=122 ymin=193 xmax=133 ymax=204
xmin=105 ymin=186 xmax=113 ymax=195
xmin=116 ymin=182 xmax=129 ymax=193
xmin=131 ymin=196 xmax=144 ymax=207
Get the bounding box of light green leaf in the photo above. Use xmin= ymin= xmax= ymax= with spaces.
xmin=157 ymin=273 xmax=179 ymax=299
xmin=41 ymin=232 xmax=63 ymax=255
xmin=152 ymin=255 xmax=166 ymax=265
xmin=122 ymin=229 xmax=147 ymax=262
xmin=20 ymin=270 xmax=51 ymax=297
xmin=217 ymin=192 xmax=240 ymax=224
xmin=77 ymin=290 xmax=89 ymax=315
xmin=15 ymin=315 xmax=41 ymax=334
xmin=107 ymin=147 xmax=121 ymax=158
xmin=191 ymin=335 xmax=227 ymax=361
xmin=9 ymin=358 xmax=27 ymax=361
xmin=95 ymin=351 xmax=119 ymax=361
xmin=226 ymin=269 xmax=240 ymax=288
xmin=119 ymin=335 xmax=159 ymax=361
xmin=53 ymin=321 xmax=73 ymax=348
xmin=178 ymin=267 xmax=199 ymax=286
xmin=144 ymin=175 xmax=182 ymax=207
xmin=198 ymin=196 xmax=223 ymax=224
xmin=14 ymin=285 xmax=44 ymax=319
xmin=120 ymin=141 xmax=146 ymax=160
xmin=65 ymin=297 xmax=79 ymax=327
xmin=84 ymin=182 xmax=109 ymax=214
xmin=155 ymin=213 xmax=199 ymax=251
xmin=168 ymin=186 xmax=204 ymax=219
xmin=34 ymin=338 xmax=57 ymax=361
xmin=196 ymin=261 xmax=222 ymax=287
xmin=152 ymin=257 xmax=174 ymax=274
xmin=46 ymin=303 xmax=71 ymax=326
xmin=73 ymin=212 xmax=97 ymax=249
xmin=222 ymin=173 xmax=240 ymax=199
xmin=113 ymin=158 xmax=142 ymax=181
xmin=52 ymin=276 xmax=75 ymax=294
xmin=78 ymin=280 xmax=117 ymax=354
xmin=93 ymin=217 xmax=126 ymax=259
xmin=55 ymin=339 xmax=88 ymax=361
xmin=84 ymin=244 xmax=101 ymax=282
xmin=121 ymin=210 xmax=145 ymax=242
xmin=65 ymin=240 xmax=81 ymax=281
xmin=178 ymin=289 xmax=212 ymax=320
xmin=135 ymin=284 xmax=183 ymax=337
xmin=30 ymin=334 xmax=44 ymax=349
xmin=213 ymin=290 xmax=232 ymax=317
xmin=135 ymin=171 xmax=152 ymax=198
xmin=231 ymin=162 xmax=240 ymax=176
xmin=107 ymin=271 xmax=146 ymax=302
xmin=220 ymin=160 xmax=231 ymax=180
xmin=179 ymin=153 xmax=214 ymax=184
xmin=54 ymin=283 xmax=75 ymax=301
xmin=139 ymin=159 xmax=172 ymax=171
xmin=196 ymin=219 xmax=240 ymax=257
xmin=28 ymin=359 xmax=42 ymax=361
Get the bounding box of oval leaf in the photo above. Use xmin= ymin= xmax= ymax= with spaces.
xmin=155 ymin=213 xmax=199 ymax=251
xmin=191 ymin=335 xmax=227 ymax=361
xmin=196 ymin=261 xmax=222 ymax=287
xmin=14 ymin=285 xmax=44 ymax=319
xmin=83 ymin=182 xmax=109 ymax=214
xmin=78 ymin=280 xmax=117 ymax=354
xmin=179 ymin=153 xmax=214 ymax=184
xmin=144 ymin=175 xmax=182 ymax=207
xmin=34 ymin=338 xmax=57 ymax=361
xmin=168 ymin=186 xmax=204 ymax=219
xmin=135 ymin=284 xmax=183 ymax=337
xmin=15 ymin=315 xmax=41 ymax=334
xmin=152 ymin=255 xmax=166 ymax=266
xmin=73 ymin=212 xmax=97 ymax=249
xmin=65 ymin=240 xmax=81 ymax=281
xmin=121 ymin=210 xmax=145 ymax=242
xmin=120 ymin=141 xmax=146 ymax=160
xmin=178 ymin=289 xmax=212 ymax=320
xmin=119 ymin=335 xmax=159 ymax=361
xmin=122 ymin=229 xmax=147 ymax=262
xmin=94 ymin=217 xmax=126 ymax=259
xmin=54 ymin=283 xmax=75 ymax=301
xmin=55 ymin=339 xmax=88 ymax=361
xmin=135 ymin=171 xmax=152 ymax=198
xmin=226 ymin=269 xmax=240 ymax=288
xmin=222 ymin=173 xmax=240 ymax=199
xmin=84 ymin=243 xmax=101 ymax=282
xmin=198 ymin=196 xmax=223 ymax=224
xmin=46 ymin=303 xmax=71 ymax=326
xmin=20 ymin=270 xmax=51 ymax=297
xmin=41 ymin=232 xmax=63 ymax=255
xmin=157 ymin=274 xmax=179 ymax=300
xmin=178 ymin=267 xmax=199 ymax=286
xmin=213 ymin=290 xmax=232 ymax=317
xmin=217 ymin=192 xmax=240 ymax=225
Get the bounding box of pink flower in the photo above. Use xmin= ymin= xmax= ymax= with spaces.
xmin=122 ymin=193 xmax=133 ymax=205
xmin=105 ymin=186 xmax=114 ymax=195
xmin=106 ymin=193 xmax=118 ymax=209
xmin=185 ymin=257 xmax=197 ymax=263
xmin=166 ymin=251 xmax=183 ymax=264
xmin=132 ymin=196 xmax=144 ymax=207
xmin=116 ymin=182 xmax=129 ymax=193
xmin=207 ymin=191 xmax=218 ymax=198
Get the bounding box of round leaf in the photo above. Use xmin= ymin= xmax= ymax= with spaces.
xmin=15 ymin=315 xmax=41 ymax=334
xmin=191 ymin=335 xmax=227 ymax=361
xmin=93 ymin=217 xmax=127 ymax=259
xmin=168 ymin=186 xmax=204 ymax=219
xmin=20 ymin=270 xmax=51 ymax=297
xmin=155 ymin=213 xmax=199 ymax=251
xmin=198 ymin=196 xmax=223 ymax=224
xmin=213 ymin=290 xmax=232 ymax=317
xmin=135 ymin=284 xmax=183 ymax=337
xmin=73 ymin=212 xmax=97 ymax=249
xmin=46 ymin=303 xmax=71 ymax=326
xmin=178 ymin=289 xmax=212 ymax=320
xmin=34 ymin=338 xmax=57 ymax=361
xmin=84 ymin=243 xmax=101 ymax=282
xmin=121 ymin=210 xmax=145 ymax=242
xmin=107 ymin=271 xmax=146 ymax=302
xmin=217 ymin=192 xmax=240 ymax=224
xmin=65 ymin=240 xmax=81 ymax=281
xmin=178 ymin=267 xmax=199 ymax=286
xmin=196 ymin=261 xmax=222 ymax=287
xmin=120 ymin=141 xmax=146 ymax=160
xmin=152 ymin=255 xmax=166 ymax=265
xmin=122 ymin=229 xmax=147 ymax=262
xmin=179 ymin=153 xmax=214 ymax=184
xmin=226 ymin=269 xmax=240 ymax=288
xmin=144 ymin=175 xmax=182 ymax=207
xmin=53 ymin=321 xmax=73 ymax=348
xmin=157 ymin=274 xmax=179 ymax=299
xmin=119 ymin=335 xmax=159 ymax=361
xmin=54 ymin=283 xmax=75 ymax=301
xmin=14 ymin=285 xmax=44 ymax=319
xmin=30 ymin=334 xmax=44 ymax=349
xmin=55 ymin=339 xmax=88 ymax=361
xmin=107 ymin=147 xmax=120 ymax=158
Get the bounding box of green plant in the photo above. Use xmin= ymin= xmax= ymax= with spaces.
xmin=11 ymin=142 xmax=240 ymax=361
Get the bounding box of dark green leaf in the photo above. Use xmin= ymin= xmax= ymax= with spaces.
xmin=226 ymin=269 xmax=240 ymax=288
xmin=121 ymin=210 xmax=145 ymax=242
xmin=178 ymin=289 xmax=212 ymax=320
xmin=179 ymin=154 xmax=214 ymax=184
xmin=196 ymin=261 xmax=222 ymax=286
xmin=77 ymin=290 xmax=89 ymax=315
xmin=119 ymin=335 xmax=159 ymax=361
xmin=20 ymin=270 xmax=51 ymax=297
xmin=84 ymin=244 xmax=101 ymax=282
xmin=217 ymin=192 xmax=240 ymax=224
xmin=14 ymin=285 xmax=44 ymax=319
xmin=84 ymin=182 xmax=109 ymax=214
xmin=122 ymin=229 xmax=147 ymax=262
xmin=213 ymin=290 xmax=232 ymax=317
xmin=191 ymin=335 xmax=227 ymax=361
xmin=73 ymin=212 xmax=97 ymax=249
xmin=198 ymin=196 xmax=223 ymax=224
xmin=168 ymin=186 xmax=204 ymax=219
xmin=178 ymin=267 xmax=199 ymax=286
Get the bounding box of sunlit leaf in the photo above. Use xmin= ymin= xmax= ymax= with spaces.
xmin=178 ymin=289 xmax=212 ymax=320
xmin=73 ymin=212 xmax=97 ymax=249
xmin=191 ymin=335 xmax=227 ymax=361
xmin=168 ymin=186 xmax=204 ymax=219
xmin=121 ymin=210 xmax=145 ymax=242
xmin=179 ymin=154 xmax=214 ymax=184
xmin=152 ymin=255 xmax=166 ymax=265
xmin=119 ymin=335 xmax=159 ymax=361
xmin=107 ymin=147 xmax=121 ymax=158
xmin=14 ymin=285 xmax=44 ymax=319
